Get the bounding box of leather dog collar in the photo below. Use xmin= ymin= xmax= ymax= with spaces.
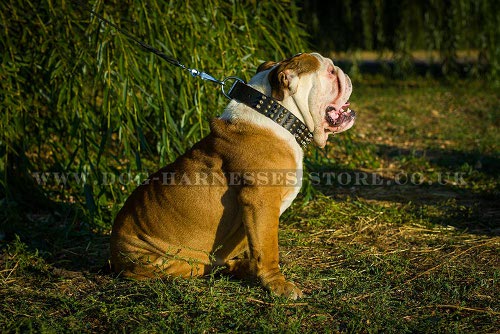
xmin=227 ymin=80 xmax=313 ymax=148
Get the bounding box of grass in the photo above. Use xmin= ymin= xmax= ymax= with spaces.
xmin=1 ymin=76 xmax=499 ymax=333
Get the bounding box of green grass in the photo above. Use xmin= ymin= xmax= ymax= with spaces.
xmin=1 ymin=77 xmax=499 ymax=333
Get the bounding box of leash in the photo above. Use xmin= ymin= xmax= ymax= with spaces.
xmin=78 ymin=2 xmax=313 ymax=147
xmin=77 ymin=1 xmax=223 ymax=85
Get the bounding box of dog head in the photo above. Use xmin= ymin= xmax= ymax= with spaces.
xmin=253 ymin=53 xmax=355 ymax=148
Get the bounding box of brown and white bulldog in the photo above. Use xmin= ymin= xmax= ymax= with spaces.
xmin=110 ymin=52 xmax=355 ymax=299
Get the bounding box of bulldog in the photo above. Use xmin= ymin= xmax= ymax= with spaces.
xmin=110 ymin=52 xmax=355 ymax=299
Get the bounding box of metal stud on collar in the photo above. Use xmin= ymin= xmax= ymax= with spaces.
xmin=225 ymin=80 xmax=314 ymax=148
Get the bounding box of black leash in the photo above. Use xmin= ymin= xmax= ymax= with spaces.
xmin=77 ymin=1 xmax=222 ymax=84
xmin=78 ymin=2 xmax=313 ymax=147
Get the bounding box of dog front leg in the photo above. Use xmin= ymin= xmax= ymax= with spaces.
xmin=238 ymin=187 xmax=303 ymax=299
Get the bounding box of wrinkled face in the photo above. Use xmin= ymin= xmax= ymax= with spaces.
xmin=257 ymin=53 xmax=356 ymax=148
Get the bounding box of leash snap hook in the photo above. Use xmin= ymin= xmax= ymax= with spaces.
xmin=187 ymin=68 xmax=222 ymax=84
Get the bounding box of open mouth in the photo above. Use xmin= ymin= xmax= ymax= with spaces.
xmin=325 ymin=102 xmax=356 ymax=130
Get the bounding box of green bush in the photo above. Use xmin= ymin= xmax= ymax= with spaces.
xmin=0 ymin=0 xmax=308 ymax=225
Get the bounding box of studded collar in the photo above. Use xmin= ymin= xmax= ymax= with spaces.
xmin=226 ymin=80 xmax=313 ymax=148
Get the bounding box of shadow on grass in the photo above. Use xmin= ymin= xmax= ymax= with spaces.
xmin=0 ymin=202 xmax=110 ymax=276
xmin=0 ymin=158 xmax=110 ymax=276
xmin=308 ymin=143 xmax=499 ymax=236
xmin=376 ymin=144 xmax=500 ymax=178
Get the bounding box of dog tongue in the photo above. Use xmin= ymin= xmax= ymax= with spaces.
xmin=328 ymin=102 xmax=350 ymax=119
xmin=328 ymin=110 xmax=340 ymax=121
xmin=326 ymin=110 xmax=341 ymax=127
xmin=326 ymin=102 xmax=352 ymax=127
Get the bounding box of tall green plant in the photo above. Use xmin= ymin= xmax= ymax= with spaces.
xmin=0 ymin=0 xmax=309 ymax=225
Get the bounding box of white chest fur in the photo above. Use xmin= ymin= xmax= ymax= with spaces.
xmin=220 ymin=100 xmax=304 ymax=217
xmin=279 ymin=149 xmax=303 ymax=216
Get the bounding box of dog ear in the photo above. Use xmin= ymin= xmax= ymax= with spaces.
xmin=275 ymin=69 xmax=298 ymax=100
xmin=267 ymin=54 xmax=320 ymax=101
xmin=256 ymin=61 xmax=277 ymax=73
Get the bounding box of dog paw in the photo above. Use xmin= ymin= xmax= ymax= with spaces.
xmin=264 ymin=278 xmax=303 ymax=300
